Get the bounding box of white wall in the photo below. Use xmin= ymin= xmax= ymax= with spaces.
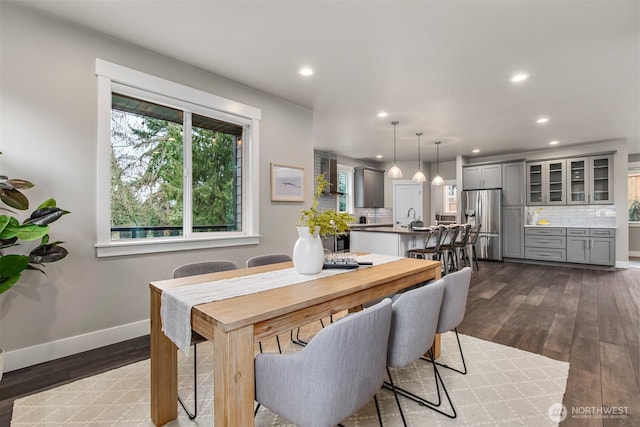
xmin=0 ymin=4 xmax=314 ymax=371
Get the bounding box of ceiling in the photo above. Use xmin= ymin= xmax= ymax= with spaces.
xmin=13 ymin=0 xmax=640 ymax=162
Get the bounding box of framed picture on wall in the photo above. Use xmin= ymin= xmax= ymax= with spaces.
xmin=271 ymin=163 xmax=304 ymax=202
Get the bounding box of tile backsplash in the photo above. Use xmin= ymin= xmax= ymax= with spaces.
xmin=528 ymin=205 xmax=616 ymax=227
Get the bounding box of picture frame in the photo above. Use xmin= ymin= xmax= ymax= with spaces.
xmin=271 ymin=163 xmax=304 ymax=202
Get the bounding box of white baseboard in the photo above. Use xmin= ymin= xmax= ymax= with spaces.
xmin=616 ymin=260 xmax=630 ymax=269
xmin=629 ymin=250 xmax=640 ymax=257
xmin=3 ymin=319 xmax=149 ymax=373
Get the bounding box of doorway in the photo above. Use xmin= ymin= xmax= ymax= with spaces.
xmin=393 ymin=180 xmax=423 ymax=227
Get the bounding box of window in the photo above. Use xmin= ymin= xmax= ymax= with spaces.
xmin=96 ymin=60 xmax=260 ymax=257
xmin=443 ymin=184 xmax=457 ymax=213
xmin=629 ymin=163 xmax=640 ymax=222
xmin=337 ymin=165 xmax=354 ymax=213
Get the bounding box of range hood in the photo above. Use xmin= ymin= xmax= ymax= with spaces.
xmin=320 ymin=157 xmax=343 ymax=195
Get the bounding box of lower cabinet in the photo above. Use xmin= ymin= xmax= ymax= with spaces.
xmin=503 ymin=206 xmax=524 ymax=258
xmin=566 ymin=228 xmax=615 ymax=266
xmin=524 ymin=227 xmax=567 ymax=262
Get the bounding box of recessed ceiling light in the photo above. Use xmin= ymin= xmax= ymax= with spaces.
xmin=536 ymin=117 xmax=549 ymax=124
xmin=549 ymin=140 xmax=559 ymax=145
xmin=377 ymin=112 xmax=388 ymax=118
xmin=299 ymin=67 xmax=314 ymax=76
xmin=511 ymin=73 xmax=529 ymax=82
xmin=376 ymin=154 xmax=383 ymax=159
xmin=472 ymin=149 xmax=480 ymax=153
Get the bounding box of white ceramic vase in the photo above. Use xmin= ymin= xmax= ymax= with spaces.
xmin=292 ymin=226 xmax=325 ymax=275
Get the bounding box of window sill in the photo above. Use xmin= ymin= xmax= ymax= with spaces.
xmin=629 ymin=222 xmax=640 ymax=228
xmin=95 ymin=234 xmax=260 ymax=258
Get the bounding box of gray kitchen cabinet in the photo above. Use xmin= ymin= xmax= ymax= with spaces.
xmin=502 ymin=162 xmax=525 ymax=206
xmin=354 ymin=166 xmax=385 ymax=208
xmin=565 ymin=228 xmax=615 ymax=266
xmin=524 ymin=227 xmax=567 ymax=262
xmin=526 ymin=160 xmax=566 ymax=205
xmin=462 ymin=164 xmax=502 ymax=190
xmin=503 ymin=206 xmax=524 ymax=258
xmin=566 ymin=155 xmax=613 ymax=205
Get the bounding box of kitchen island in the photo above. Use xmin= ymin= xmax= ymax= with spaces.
xmin=350 ymin=226 xmax=433 ymax=257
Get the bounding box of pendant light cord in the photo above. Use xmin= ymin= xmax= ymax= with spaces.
xmin=392 ymin=121 xmax=398 ymax=164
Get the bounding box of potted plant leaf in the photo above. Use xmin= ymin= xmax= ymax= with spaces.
xmin=0 ymin=154 xmax=70 ymax=380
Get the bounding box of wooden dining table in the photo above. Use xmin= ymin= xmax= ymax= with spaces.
xmin=149 ymin=256 xmax=441 ymax=426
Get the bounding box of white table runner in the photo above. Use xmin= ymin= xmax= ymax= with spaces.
xmin=161 ymin=253 xmax=403 ymax=353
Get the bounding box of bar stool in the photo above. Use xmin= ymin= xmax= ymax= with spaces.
xmin=438 ymin=225 xmax=460 ymax=275
xmin=452 ymin=224 xmax=472 ymax=270
xmin=460 ymin=225 xmax=480 ymax=272
xmin=407 ymin=226 xmax=436 ymax=259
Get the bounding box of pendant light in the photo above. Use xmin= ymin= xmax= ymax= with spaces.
xmin=431 ymin=140 xmax=444 ymax=186
xmin=387 ymin=121 xmax=403 ymax=179
xmin=412 ymin=132 xmax=426 ymax=183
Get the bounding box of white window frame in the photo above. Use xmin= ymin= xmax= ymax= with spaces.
xmin=629 ymin=161 xmax=640 ymax=226
xmin=95 ymin=59 xmax=261 ymax=257
xmin=337 ymin=164 xmax=354 ymax=213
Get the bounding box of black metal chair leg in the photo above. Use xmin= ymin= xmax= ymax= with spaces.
xmin=177 ymin=342 xmax=198 ymax=420
xmin=432 ymin=329 xmax=467 ymax=375
xmin=374 ymin=394 xmax=384 ymax=427
xmin=384 ymin=350 xmax=457 ymax=419
xmin=386 ymin=367 xmax=408 ymax=427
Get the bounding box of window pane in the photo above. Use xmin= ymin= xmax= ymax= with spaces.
xmin=192 ymin=114 xmax=241 ymax=233
xmin=337 ymin=170 xmax=347 ymax=212
xmin=111 ymin=95 xmax=184 ymax=240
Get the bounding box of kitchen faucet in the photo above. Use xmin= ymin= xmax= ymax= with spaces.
xmin=407 ymin=207 xmax=416 ymax=220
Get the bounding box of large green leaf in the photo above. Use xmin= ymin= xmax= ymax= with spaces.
xmin=7 ymin=179 xmax=34 ymax=190
xmin=37 ymin=198 xmax=57 ymax=210
xmin=0 ymin=215 xmax=19 ymax=240
xmin=0 ymin=188 xmax=29 ymax=210
xmin=0 ymin=254 xmax=30 ymax=277
xmin=16 ymin=223 xmax=49 ymax=241
xmin=29 ymin=244 xmax=68 ymax=263
xmin=0 ymin=239 xmax=18 ymax=250
xmin=25 ymin=207 xmax=69 ymax=225
xmin=0 ymin=274 xmax=22 ymax=294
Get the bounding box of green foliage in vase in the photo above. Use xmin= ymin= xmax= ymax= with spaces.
xmin=298 ymin=174 xmax=354 ymax=237
xmin=0 ymin=155 xmax=70 ymax=294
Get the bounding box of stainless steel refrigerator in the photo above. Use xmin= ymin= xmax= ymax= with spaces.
xmin=461 ymin=189 xmax=502 ymax=261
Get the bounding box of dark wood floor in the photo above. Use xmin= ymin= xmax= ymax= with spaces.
xmin=1 ymin=261 xmax=638 ymax=426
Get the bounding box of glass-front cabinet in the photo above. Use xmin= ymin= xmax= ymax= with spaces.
xmin=567 ymin=155 xmax=613 ymax=205
xmin=527 ymin=160 xmax=566 ymax=205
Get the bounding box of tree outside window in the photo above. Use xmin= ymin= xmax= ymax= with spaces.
xmin=110 ymin=94 xmax=242 ymax=240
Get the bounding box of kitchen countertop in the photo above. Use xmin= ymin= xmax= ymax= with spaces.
xmin=524 ymin=224 xmax=616 ymax=229
xmin=348 ymin=223 xmax=393 ymax=229
xmin=350 ymin=226 xmax=434 ymax=234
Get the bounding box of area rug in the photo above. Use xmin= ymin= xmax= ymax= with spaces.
xmin=10 ymin=332 xmax=569 ymax=426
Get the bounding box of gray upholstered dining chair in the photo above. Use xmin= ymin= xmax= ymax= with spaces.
xmin=254 ymin=298 xmax=393 ymax=427
xmin=432 ymin=266 xmax=472 ymax=375
xmin=246 ymin=253 xmax=292 ymax=268
xmin=384 ymin=278 xmax=456 ymax=423
xmin=172 ymin=260 xmax=238 ymax=420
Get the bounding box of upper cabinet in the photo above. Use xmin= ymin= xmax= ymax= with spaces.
xmin=354 ymin=166 xmax=385 ymax=208
xmin=527 ymin=160 xmax=566 ymax=205
xmin=566 ymin=155 xmax=613 ymax=205
xmin=462 ymin=164 xmax=502 ymax=190
xmin=502 ymin=162 xmax=525 ymax=206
